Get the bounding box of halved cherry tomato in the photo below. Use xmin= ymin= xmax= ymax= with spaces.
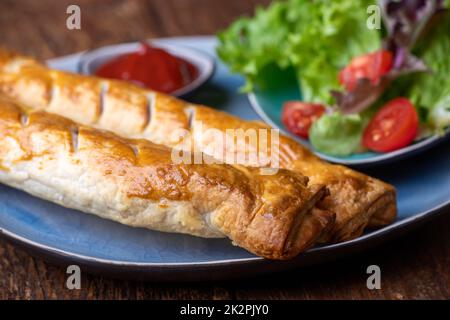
xmin=339 ymin=50 xmax=393 ymax=91
xmin=281 ymin=101 xmax=326 ymax=139
xmin=363 ymin=98 xmax=419 ymax=153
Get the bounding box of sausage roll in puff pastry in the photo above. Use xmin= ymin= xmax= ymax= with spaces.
xmin=0 ymin=98 xmax=334 ymax=260
xmin=0 ymin=49 xmax=397 ymax=242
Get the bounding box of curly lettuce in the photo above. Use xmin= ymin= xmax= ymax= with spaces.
xmin=309 ymin=113 xmax=368 ymax=157
xmin=217 ymin=0 xmax=382 ymax=104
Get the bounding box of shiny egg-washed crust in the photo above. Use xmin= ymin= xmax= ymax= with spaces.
xmin=0 ymin=49 xmax=396 ymax=242
xmin=0 ymin=98 xmax=334 ymax=260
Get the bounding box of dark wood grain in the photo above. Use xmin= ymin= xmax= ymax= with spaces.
xmin=0 ymin=0 xmax=449 ymax=300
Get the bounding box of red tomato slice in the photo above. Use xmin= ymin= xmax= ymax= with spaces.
xmin=339 ymin=50 xmax=393 ymax=91
xmin=281 ymin=101 xmax=326 ymax=139
xmin=363 ymin=98 xmax=419 ymax=153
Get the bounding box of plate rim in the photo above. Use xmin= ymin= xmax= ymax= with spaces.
xmin=248 ymin=92 xmax=449 ymax=166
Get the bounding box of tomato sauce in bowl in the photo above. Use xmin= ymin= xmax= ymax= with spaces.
xmin=95 ymin=42 xmax=199 ymax=94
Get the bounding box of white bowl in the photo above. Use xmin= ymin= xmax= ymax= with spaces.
xmin=78 ymin=40 xmax=215 ymax=97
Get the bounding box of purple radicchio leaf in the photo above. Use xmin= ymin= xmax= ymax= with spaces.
xmin=333 ymin=0 xmax=443 ymax=115
xmin=380 ymin=0 xmax=446 ymax=60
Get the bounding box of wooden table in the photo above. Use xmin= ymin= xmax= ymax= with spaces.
xmin=0 ymin=0 xmax=449 ymax=300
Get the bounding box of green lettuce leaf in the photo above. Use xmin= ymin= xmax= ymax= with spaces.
xmin=309 ymin=113 xmax=366 ymax=156
xmin=217 ymin=0 xmax=382 ymax=104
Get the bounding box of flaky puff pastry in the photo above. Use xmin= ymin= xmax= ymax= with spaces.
xmin=0 ymin=49 xmax=396 ymax=242
xmin=0 ymin=97 xmax=334 ymax=260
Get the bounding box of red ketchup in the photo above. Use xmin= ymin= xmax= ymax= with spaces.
xmin=95 ymin=43 xmax=198 ymax=94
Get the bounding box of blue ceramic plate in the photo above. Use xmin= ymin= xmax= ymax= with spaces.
xmin=248 ymin=68 xmax=450 ymax=167
xmin=1 ymin=37 xmax=449 ymax=281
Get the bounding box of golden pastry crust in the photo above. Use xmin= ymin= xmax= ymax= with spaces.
xmin=0 ymin=98 xmax=333 ymax=260
xmin=0 ymin=49 xmax=396 ymax=242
